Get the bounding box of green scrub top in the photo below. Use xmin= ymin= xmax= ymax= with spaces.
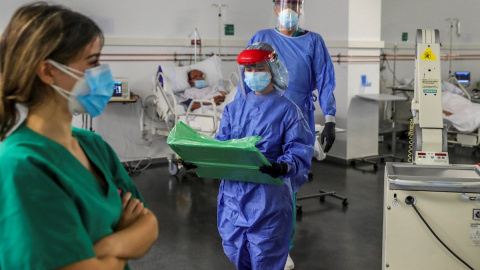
xmin=0 ymin=123 xmax=145 ymax=270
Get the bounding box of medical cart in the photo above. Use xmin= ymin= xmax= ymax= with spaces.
xmin=383 ymin=162 xmax=480 ymax=269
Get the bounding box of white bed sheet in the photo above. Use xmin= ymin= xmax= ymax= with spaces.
xmin=170 ymin=84 xmax=236 ymax=114
xmin=442 ymin=90 xmax=480 ymax=133
xmin=154 ymin=55 xmax=240 ymax=137
xmin=172 ymin=85 xmax=237 ymax=135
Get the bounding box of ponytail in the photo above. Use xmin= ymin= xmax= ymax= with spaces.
xmin=0 ymin=95 xmax=18 ymax=140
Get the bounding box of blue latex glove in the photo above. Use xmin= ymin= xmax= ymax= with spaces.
xmin=321 ymin=122 xmax=336 ymax=153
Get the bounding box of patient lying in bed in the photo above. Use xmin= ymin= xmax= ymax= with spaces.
xmin=182 ymin=69 xmax=227 ymax=111
xmin=442 ymin=90 xmax=480 ymax=133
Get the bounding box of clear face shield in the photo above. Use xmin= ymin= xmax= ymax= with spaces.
xmin=273 ymin=0 xmax=305 ymax=33
xmin=237 ymin=47 xmax=289 ymax=98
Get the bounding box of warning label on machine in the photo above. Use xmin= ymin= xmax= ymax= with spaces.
xmin=421 ymin=47 xmax=437 ymax=60
xmin=422 ymin=79 xmax=438 ymax=89
xmin=470 ymin=223 xmax=480 ymax=246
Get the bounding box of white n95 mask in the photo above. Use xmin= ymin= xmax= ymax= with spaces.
xmin=48 ymin=60 xmax=115 ymax=117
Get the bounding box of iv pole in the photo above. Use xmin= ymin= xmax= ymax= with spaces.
xmin=191 ymin=28 xmax=201 ymax=63
xmin=446 ymin=18 xmax=460 ymax=78
xmin=393 ymin=42 xmax=397 ymax=87
xmin=212 ymin=4 xmax=227 ymax=56
xmin=445 ymin=18 xmax=470 ymax=100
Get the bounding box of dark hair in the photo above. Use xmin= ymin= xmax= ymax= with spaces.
xmin=0 ymin=2 xmax=104 ymax=140
xmin=187 ymin=69 xmax=204 ymax=81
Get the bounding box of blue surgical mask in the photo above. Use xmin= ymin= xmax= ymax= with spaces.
xmin=48 ymin=60 xmax=114 ymax=117
xmin=278 ymin=9 xmax=299 ymax=29
xmin=244 ymin=72 xmax=272 ymax=92
xmin=194 ymin=80 xmax=208 ymax=88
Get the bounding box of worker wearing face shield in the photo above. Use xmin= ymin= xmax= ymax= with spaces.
xmin=234 ymin=1 xmax=337 ymax=269
xmin=237 ymin=0 xmax=336 ymax=151
xmin=216 ymin=42 xmax=313 ymax=270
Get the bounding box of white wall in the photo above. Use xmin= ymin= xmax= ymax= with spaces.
xmin=380 ymin=0 xmax=480 ymax=136
xmin=381 ymin=0 xmax=480 ymax=86
xmin=0 ymin=0 xmax=271 ymax=40
xmin=382 ymin=0 xmax=480 ymax=44
xmin=343 ymin=0 xmax=383 ymax=160
xmin=0 ymin=0 xmax=347 ymax=41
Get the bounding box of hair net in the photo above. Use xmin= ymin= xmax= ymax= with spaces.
xmin=245 ymin=42 xmax=289 ymax=90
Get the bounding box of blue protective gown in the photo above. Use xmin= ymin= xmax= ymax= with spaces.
xmin=236 ymin=29 xmax=336 ymax=145
xmin=216 ymin=90 xmax=313 ymax=270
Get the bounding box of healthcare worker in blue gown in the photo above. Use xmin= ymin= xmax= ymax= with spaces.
xmin=215 ymin=42 xmax=314 ymax=270
xmin=234 ymin=1 xmax=337 ymax=268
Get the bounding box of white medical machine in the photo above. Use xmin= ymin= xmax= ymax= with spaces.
xmin=410 ymin=29 xmax=449 ymax=166
xmin=383 ymin=29 xmax=480 ymax=270
xmin=110 ymin=77 xmax=130 ymax=101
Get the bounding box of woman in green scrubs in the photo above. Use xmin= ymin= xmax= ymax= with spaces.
xmin=0 ymin=3 xmax=158 ymax=269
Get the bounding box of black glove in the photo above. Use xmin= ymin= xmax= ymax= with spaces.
xmin=179 ymin=159 xmax=197 ymax=170
xmin=320 ymin=122 xmax=336 ymax=153
xmin=259 ymin=162 xmax=289 ymax=178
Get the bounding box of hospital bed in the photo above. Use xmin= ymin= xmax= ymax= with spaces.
xmin=442 ymin=82 xmax=480 ymax=148
xmin=390 ymin=81 xmax=480 ymax=149
xmin=152 ymin=56 xmax=238 ymax=175
xmin=153 ymin=55 xmax=238 ymax=138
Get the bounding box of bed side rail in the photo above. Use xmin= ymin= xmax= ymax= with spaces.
xmin=447 ymin=126 xmax=480 ymax=147
xmin=154 ymin=72 xmax=180 ymax=129
xmin=185 ymin=99 xmax=218 ymax=136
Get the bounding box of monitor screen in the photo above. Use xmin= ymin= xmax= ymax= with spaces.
xmin=455 ymin=72 xmax=470 ymax=85
xmin=113 ymin=81 xmax=122 ymax=97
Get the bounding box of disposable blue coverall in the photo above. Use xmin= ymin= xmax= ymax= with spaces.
xmin=236 ymin=29 xmax=336 ymax=145
xmin=238 ymin=29 xmax=337 ymax=253
xmin=216 ymin=90 xmax=313 ymax=270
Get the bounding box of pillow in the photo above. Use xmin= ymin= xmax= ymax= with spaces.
xmin=442 ymin=81 xmax=465 ymax=96
xmin=157 ymin=56 xmax=223 ymax=93
xmin=157 ymin=65 xmax=190 ymax=93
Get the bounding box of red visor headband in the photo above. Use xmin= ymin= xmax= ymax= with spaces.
xmin=237 ymin=49 xmax=275 ymax=66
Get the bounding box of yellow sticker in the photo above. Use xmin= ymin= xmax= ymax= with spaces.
xmin=420 ymin=47 xmax=437 ymax=60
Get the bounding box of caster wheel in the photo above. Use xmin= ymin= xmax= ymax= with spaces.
xmin=296 ymin=205 xmax=303 ymax=215
xmin=342 ymin=199 xmax=349 ymax=207
xmin=350 ymin=160 xmax=356 ymax=166
xmin=168 ymin=160 xmax=179 ymax=175
xmin=320 ymin=196 xmax=325 ymax=202
xmin=373 ymin=164 xmax=378 ymax=171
